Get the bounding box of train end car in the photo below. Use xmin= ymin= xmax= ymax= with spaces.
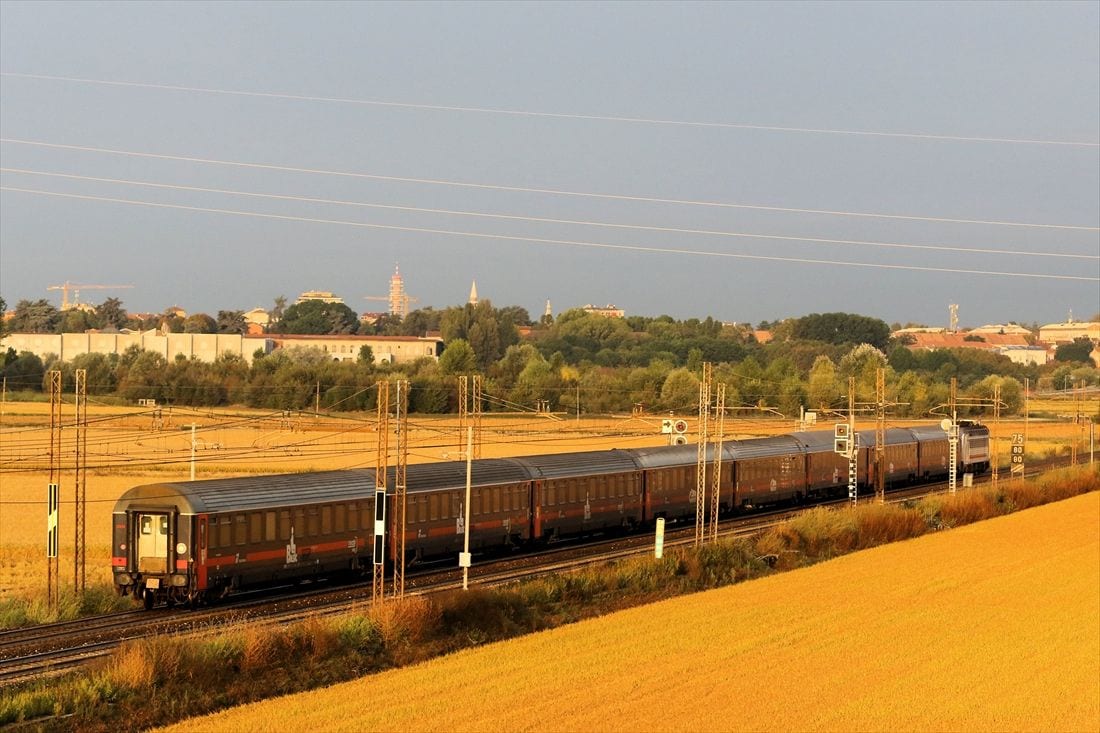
xmin=112 ymin=469 xmax=377 ymax=609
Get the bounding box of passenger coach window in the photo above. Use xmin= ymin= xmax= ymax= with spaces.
xmin=492 ymin=488 xmax=501 ymax=513
xmin=235 ymin=515 xmax=247 ymax=546
xmin=334 ymin=505 xmax=346 ymax=533
xmin=265 ymin=512 xmax=276 ymax=542
xmin=430 ymin=495 xmax=439 ymax=521
xmin=307 ymin=507 xmax=319 ymax=536
xmin=218 ymin=517 xmax=231 ymax=548
xmin=347 ymin=503 xmax=358 ymax=531
xmin=249 ymin=513 xmax=262 ymax=543
xmin=295 ymin=508 xmax=307 ymax=538
xmin=321 ymin=506 xmax=332 ymax=535
xmin=279 ymin=510 xmax=290 ymax=541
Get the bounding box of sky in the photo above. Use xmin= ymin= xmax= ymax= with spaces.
xmin=0 ymin=1 xmax=1097 ymax=329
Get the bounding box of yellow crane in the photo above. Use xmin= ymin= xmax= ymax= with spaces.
xmin=47 ymin=282 xmax=134 ymax=310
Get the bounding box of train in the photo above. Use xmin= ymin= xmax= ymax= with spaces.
xmin=112 ymin=421 xmax=989 ymax=609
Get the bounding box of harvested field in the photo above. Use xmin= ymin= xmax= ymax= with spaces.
xmin=167 ymin=492 xmax=1100 ymax=733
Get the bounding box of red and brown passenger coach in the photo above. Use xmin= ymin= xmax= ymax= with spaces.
xmin=113 ymin=422 xmax=990 ymax=608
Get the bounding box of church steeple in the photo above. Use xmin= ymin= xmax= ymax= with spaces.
xmin=469 ymin=280 xmax=479 ymax=305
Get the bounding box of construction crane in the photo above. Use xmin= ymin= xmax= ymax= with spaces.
xmin=47 ymin=282 xmax=134 ymax=310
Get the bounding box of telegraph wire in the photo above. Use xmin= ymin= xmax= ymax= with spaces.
xmin=3 ymin=72 xmax=1097 ymax=148
xmin=2 ymin=139 xmax=1095 ymax=231
xmin=3 ymin=168 xmax=1094 ymax=261
xmin=3 ymin=187 xmax=1097 ymax=283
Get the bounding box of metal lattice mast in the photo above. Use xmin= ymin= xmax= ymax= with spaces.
xmin=392 ymin=380 xmax=408 ymax=597
xmin=1071 ymin=382 xmax=1081 ymax=465
xmin=372 ymin=380 xmax=390 ymax=606
xmin=875 ymin=368 xmax=886 ymax=504
xmin=457 ymin=376 xmax=468 ymax=456
xmin=709 ymin=381 xmax=725 ymax=542
xmin=991 ymin=383 xmax=1001 ymax=489
xmin=472 ymin=374 xmax=483 ymax=460
xmin=847 ymin=376 xmax=857 ymax=507
xmin=695 ymin=362 xmax=712 ymax=546
xmin=74 ymin=369 xmax=87 ymax=594
xmin=47 ymin=370 xmax=62 ymax=611
xmin=948 ymin=377 xmax=958 ymax=494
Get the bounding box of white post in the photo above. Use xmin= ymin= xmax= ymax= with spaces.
xmin=461 ymin=426 xmax=473 ymax=590
xmin=654 ymin=517 xmax=666 ymax=559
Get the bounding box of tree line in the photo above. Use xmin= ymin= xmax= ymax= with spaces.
xmin=2 ymin=294 xmax=1096 ymax=418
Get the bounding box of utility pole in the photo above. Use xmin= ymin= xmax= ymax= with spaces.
xmin=461 ymin=427 xmax=473 ymax=590
xmin=991 ymin=384 xmax=1001 ymax=490
xmin=189 ymin=424 xmax=197 ymax=481
xmin=695 ymin=362 xmax=712 ymax=546
xmin=47 ymin=370 xmax=62 ymax=612
xmin=73 ymin=369 xmax=87 ymax=594
xmin=709 ymin=382 xmax=725 ymax=542
xmin=848 ymin=376 xmax=857 ymax=507
xmin=457 ymin=376 xmax=468 ymax=456
xmin=393 ymin=380 xmax=409 ymax=598
xmin=372 ymin=380 xmax=390 ymax=606
xmin=472 ymin=374 xmax=483 ymax=460
xmin=948 ymin=377 xmax=958 ymax=494
xmin=875 ymin=368 xmax=886 ymax=504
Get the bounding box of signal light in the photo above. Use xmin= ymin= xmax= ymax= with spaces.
xmin=834 ymin=423 xmax=850 ymax=439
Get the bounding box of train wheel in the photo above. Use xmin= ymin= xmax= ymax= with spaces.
xmin=143 ymin=589 xmax=155 ymax=610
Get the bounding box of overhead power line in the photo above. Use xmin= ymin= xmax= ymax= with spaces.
xmin=2 ymin=139 xmax=1095 ymax=232
xmin=4 ymin=185 xmax=1097 ymax=283
xmin=3 ymin=71 xmax=1097 ymax=148
xmin=4 ymin=167 xmax=1094 ymax=261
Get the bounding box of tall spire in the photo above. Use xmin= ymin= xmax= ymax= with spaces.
xmin=389 ymin=264 xmax=408 ymax=319
xmin=469 ymin=280 xmax=478 ymax=305
xmin=544 ymin=299 xmax=552 ymax=318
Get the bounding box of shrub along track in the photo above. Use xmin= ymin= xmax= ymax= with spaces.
xmin=0 ymin=457 xmax=1070 ymax=685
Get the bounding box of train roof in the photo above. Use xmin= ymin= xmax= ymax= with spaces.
xmin=906 ymin=425 xmax=951 ymax=441
xmin=855 ymin=427 xmax=920 ymax=446
xmin=627 ymin=442 xmax=726 ymax=469
xmin=511 ymin=449 xmax=640 ymax=479
xmin=393 ymin=458 xmax=533 ymax=493
xmin=114 ymin=469 xmax=377 ymax=514
xmin=725 ymin=434 xmax=803 ymax=460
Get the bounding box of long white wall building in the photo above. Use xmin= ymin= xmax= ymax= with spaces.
xmin=0 ymin=330 xmax=443 ymax=366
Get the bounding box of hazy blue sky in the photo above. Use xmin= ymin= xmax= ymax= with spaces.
xmin=1 ymin=1 xmax=1097 ymax=328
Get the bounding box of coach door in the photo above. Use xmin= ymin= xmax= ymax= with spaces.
xmin=137 ymin=513 xmax=170 ymax=573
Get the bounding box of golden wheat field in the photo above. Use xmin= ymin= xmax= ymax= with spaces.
xmin=0 ymin=397 xmax=1093 ymax=599
xmin=165 ymin=491 xmax=1100 ymax=733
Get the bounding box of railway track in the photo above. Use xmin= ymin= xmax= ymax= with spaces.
xmin=0 ymin=458 xmax=1080 ymax=685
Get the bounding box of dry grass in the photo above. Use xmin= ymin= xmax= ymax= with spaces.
xmin=166 ymin=493 xmax=1100 ymax=733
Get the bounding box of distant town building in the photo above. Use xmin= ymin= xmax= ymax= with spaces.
xmin=970 ymin=323 xmax=1033 ymax=336
xmin=243 ymin=307 xmax=270 ymax=328
xmin=582 ymin=303 xmax=625 ymax=318
xmin=996 ymin=346 xmax=1050 ymax=366
xmin=296 ymin=290 xmax=344 ymax=304
xmin=0 ymin=331 xmax=443 ymax=367
xmin=165 ymin=306 xmax=187 ymax=319
xmin=895 ymin=330 xmax=1031 ymax=352
xmin=1038 ymin=320 xmax=1100 ymax=344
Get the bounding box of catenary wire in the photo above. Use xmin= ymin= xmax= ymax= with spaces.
xmin=3 ymin=186 xmax=1097 ymax=283
xmin=2 ymin=72 xmax=1097 ymax=148
xmin=2 ymin=139 xmax=1095 ymax=231
xmin=3 ymin=168 xmax=1094 ymax=261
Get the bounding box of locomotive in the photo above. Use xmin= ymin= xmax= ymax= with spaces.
xmin=112 ymin=422 xmax=989 ymax=609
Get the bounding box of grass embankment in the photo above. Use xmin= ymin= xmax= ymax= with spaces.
xmin=3 ymin=465 xmax=1097 ymax=731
